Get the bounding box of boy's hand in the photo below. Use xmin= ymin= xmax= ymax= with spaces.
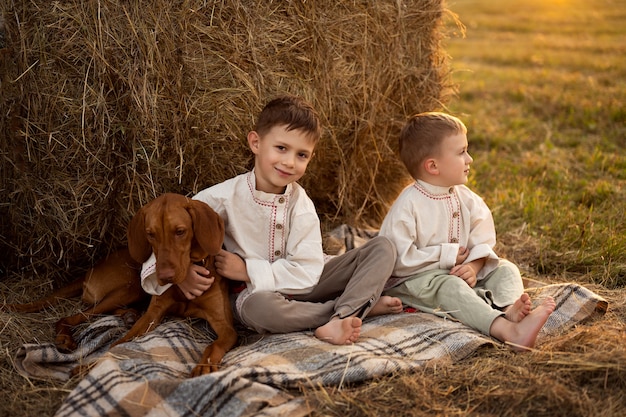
xmin=450 ymin=264 xmax=477 ymax=288
xmin=177 ymin=264 xmax=214 ymax=300
xmin=455 ymin=246 xmax=469 ymax=265
xmin=215 ymin=249 xmax=250 ymax=282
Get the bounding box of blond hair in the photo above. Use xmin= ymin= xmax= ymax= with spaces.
xmin=399 ymin=112 xmax=467 ymax=179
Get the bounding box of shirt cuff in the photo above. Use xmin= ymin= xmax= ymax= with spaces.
xmin=245 ymin=258 xmax=275 ymax=293
xmin=140 ymin=252 xmax=172 ymax=295
xmin=440 ymin=243 xmax=459 ymax=270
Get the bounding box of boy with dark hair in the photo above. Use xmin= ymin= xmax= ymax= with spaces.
xmin=142 ymin=95 xmax=402 ymax=348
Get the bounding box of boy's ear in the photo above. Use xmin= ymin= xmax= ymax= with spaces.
xmin=424 ymin=158 xmax=439 ymax=175
xmin=247 ymin=131 xmax=261 ymax=154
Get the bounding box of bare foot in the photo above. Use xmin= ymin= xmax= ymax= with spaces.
xmin=368 ymin=295 xmax=404 ymax=316
xmin=491 ymin=297 xmax=556 ymax=351
xmin=314 ymin=316 xmax=362 ymax=345
xmin=503 ymin=293 xmax=532 ymax=322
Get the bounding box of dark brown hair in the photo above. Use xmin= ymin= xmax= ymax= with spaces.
xmin=254 ymin=95 xmax=322 ymax=143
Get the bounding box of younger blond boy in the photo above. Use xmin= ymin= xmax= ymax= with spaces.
xmin=380 ymin=112 xmax=555 ymax=350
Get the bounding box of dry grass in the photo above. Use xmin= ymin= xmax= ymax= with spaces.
xmin=303 ymin=289 xmax=626 ymax=417
xmin=3 ymin=275 xmax=625 ymax=416
xmin=2 ymin=0 xmax=626 ymax=415
xmin=1 ymin=280 xmax=82 ymax=415
xmin=0 ymin=1 xmax=453 ymax=414
xmin=0 ymin=0 xmax=453 ymax=284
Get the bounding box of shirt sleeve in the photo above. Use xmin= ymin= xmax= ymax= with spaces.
xmin=246 ymin=210 xmax=324 ymax=294
xmin=463 ymin=192 xmax=500 ymax=279
xmin=380 ymin=202 xmax=459 ymax=277
xmin=194 ymin=179 xmax=324 ymax=295
xmin=140 ymin=252 xmax=172 ymax=295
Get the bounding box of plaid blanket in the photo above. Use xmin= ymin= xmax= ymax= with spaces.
xmin=15 ymin=282 xmax=607 ymax=417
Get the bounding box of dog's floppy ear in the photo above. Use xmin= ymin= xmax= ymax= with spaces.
xmin=127 ymin=204 xmax=153 ymax=263
xmin=187 ymin=199 xmax=225 ymax=256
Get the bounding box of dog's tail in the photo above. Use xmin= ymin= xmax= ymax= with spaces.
xmin=2 ymin=277 xmax=85 ymax=313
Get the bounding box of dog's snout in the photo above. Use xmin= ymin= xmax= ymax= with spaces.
xmin=157 ymin=266 xmax=176 ymax=285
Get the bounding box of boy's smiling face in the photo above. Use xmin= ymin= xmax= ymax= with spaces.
xmin=248 ymin=124 xmax=316 ymax=194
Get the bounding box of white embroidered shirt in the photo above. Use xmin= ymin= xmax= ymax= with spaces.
xmin=141 ymin=170 xmax=324 ymax=296
xmin=379 ymin=180 xmax=500 ymax=285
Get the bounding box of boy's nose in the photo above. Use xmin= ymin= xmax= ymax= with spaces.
xmin=283 ymin=154 xmax=295 ymax=167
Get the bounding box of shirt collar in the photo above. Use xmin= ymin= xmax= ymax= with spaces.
xmin=415 ymin=179 xmax=456 ymax=196
xmin=246 ymin=170 xmax=293 ymax=204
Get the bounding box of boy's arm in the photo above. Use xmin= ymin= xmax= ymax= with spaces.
xmin=464 ymin=192 xmax=500 ymax=279
xmin=450 ymin=257 xmax=486 ymax=288
xmin=245 ymin=211 xmax=324 ymax=294
xmin=380 ymin=207 xmax=459 ymax=277
xmin=215 ymin=249 xmax=249 ymax=282
xmin=140 ymin=252 xmax=171 ymax=295
xmin=394 ymin=228 xmax=458 ymax=274
xmin=140 ymin=252 xmax=214 ymax=299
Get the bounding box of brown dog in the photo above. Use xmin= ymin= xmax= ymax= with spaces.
xmin=4 ymin=248 xmax=148 ymax=352
xmin=116 ymin=193 xmax=237 ymax=376
xmin=4 ymin=193 xmax=237 ymax=376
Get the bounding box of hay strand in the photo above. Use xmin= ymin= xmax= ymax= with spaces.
xmin=0 ymin=0 xmax=453 ymax=283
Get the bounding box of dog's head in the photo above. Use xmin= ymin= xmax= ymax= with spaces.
xmin=126 ymin=193 xmax=225 ymax=286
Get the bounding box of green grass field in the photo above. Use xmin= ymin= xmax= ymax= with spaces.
xmin=304 ymin=2 xmax=626 ymax=415
xmin=444 ymin=0 xmax=626 ymax=288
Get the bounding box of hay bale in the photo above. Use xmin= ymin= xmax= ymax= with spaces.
xmin=0 ymin=0 xmax=453 ymax=283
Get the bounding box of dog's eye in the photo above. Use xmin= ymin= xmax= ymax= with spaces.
xmin=146 ymin=231 xmax=155 ymax=241
xmin=175 ymin=229 xmax=186 ymax=237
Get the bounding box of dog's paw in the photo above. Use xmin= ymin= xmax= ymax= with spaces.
xmin=55 ymin=334 xmax=78 ymax=352
xmin=190 ymin=361 xmax=218 ymax=377
xmin=119 ymin=308 xmax=142 ymax=326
